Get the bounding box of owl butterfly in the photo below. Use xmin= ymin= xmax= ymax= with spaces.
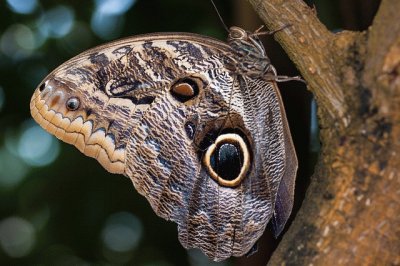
xmin=30 ymin=24 xmax=298 ymax=261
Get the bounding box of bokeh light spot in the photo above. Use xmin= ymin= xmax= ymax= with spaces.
xmin=90 ymin=12 xmax=124 ymax=40
xmin=38 ymin=6 xmax=75 ymax=38
xmin=95 ymin=0 xmax=136 ymax=15
xmin=101 ymin=212 xmax=143 ymax=253
xmin=0 ymin=217 xmax=36 ymax=258
xmin=6 ymin=0 xmax=38 ymax=14
xmin=0 ymin=147 xmax=29 ymax=189
xmin=14 ymin=25 xmax=36 ymax=50
xmin=0 ymin=24 xmax=39 ymax=59
xmin=17 ymin=121 xmax=60 ymax=167
xmin=91 ymin=0 xmax=136 ymax=40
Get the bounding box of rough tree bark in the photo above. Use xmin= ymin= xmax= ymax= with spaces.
xmin=246 ymin=0 xmax=400 ymax=265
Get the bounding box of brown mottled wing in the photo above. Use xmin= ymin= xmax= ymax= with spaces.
xmin=116 ymin=38 xmax=276 ymax=260
xmin=30 ymin=32 xmax=297 ymax=261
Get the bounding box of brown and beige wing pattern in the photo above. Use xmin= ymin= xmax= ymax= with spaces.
xmin=30 ymin=32 xmax=297 ymax=261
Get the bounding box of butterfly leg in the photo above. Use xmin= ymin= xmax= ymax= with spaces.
xmin=265 ymin=74 xmax=306 ymax=83
xmin=252 ymin=24 xmax=292 ymax=37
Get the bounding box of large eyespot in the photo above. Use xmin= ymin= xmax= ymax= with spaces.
xmin=203 ymin=133 xmax=251 ymax=187
xmin=170 ymin=77 xmax=202 ymax=103
xmin=66 ymin=97 xmax=80 ymax=111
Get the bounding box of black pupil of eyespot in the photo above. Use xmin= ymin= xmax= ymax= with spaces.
xmin=39 ymin=83 xmax=45 ymax=91
xmin=67 ymin=98 xmax=79 ymax=110
xmin=210 ymin=142 xmax=243 ymax=181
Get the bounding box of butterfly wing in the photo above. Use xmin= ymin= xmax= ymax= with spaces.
xmin=269 ymin=83 xmax=298 ymax=238
xmin=237 ymin=76 xmax=298 ymax=237
xmin=30 ymin=33 xmax=297 ymax=261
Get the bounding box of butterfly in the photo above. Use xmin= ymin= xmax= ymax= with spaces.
xmin=30 ymin=25 xmax=298 ymax=261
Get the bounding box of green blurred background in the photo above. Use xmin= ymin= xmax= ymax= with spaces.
xmin=0 ymin=0 xmax=380 ymax=265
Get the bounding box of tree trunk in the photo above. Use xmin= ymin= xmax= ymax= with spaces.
xmin=246 ymin=0 xmax=400 ymax=265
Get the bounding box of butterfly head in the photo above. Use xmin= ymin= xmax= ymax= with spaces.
xmin=227 ymin=26 xmax=251 ymax=41
xmin=30 ymin=71 xmax=127 ymax=175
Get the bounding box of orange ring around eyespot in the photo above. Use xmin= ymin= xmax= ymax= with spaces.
xmin=203 ymin=133 xmax=250 ymax=187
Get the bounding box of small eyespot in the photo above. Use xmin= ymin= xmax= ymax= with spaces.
xmin=170 ymin=77 xmax=201 ymax=103
xmin=184 ymin=121 xmax=196 ymax=140
xmin=66 ymin=97 xmax=80 ymax=111
xmin=39 ymin=83 xmax=46 ymax=92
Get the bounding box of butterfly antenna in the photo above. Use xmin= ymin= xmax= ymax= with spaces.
xmin=211 ymin=0 xmax=229 ymax=33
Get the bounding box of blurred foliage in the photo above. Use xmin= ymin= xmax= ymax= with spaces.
xmin=0 ymin=0 xmax=379 ymax=265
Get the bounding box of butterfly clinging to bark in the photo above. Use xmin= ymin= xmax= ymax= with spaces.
xmin=30 ymin=24 xmax=298 ymax=261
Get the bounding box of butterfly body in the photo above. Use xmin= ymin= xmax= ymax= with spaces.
xmin=30 ymin=29 xmax=297 ymax=261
